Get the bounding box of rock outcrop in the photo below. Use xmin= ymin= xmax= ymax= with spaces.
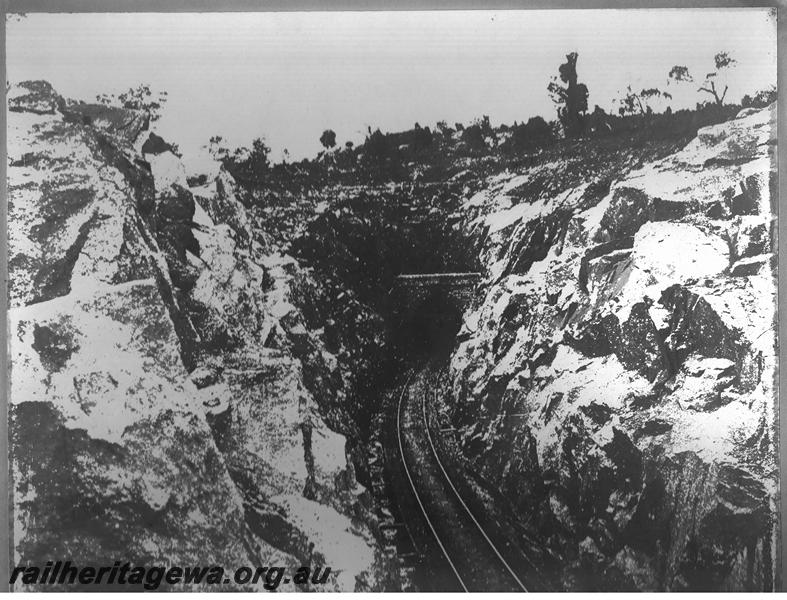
xmin=449 ymin=104 xmax=777 ymax=591
xmin=8 ymin=82 xmax=394 ymax=591
xmin=7 ymin=79 xmax=778 ymax=592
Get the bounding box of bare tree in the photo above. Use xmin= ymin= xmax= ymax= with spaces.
xmin=668 ymin=52 xmax=737 ymax=106
xmin=698 ymin=52 xmax=737 ymax=105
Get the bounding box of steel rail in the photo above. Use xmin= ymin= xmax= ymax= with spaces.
xmin=396 ymin=372 xmax=469 ymax=592
xmin=420 ymin=384 xmax=529 ymax=592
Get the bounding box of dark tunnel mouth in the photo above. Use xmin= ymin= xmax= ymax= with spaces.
xmin=390 ymin=288 xmax=465 ymax=361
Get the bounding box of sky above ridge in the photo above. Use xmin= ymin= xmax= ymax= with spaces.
xmin=6 ymin=9 xmax=777 ymax=163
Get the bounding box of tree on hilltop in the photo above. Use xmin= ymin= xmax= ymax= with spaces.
xmin=617 ymin=85 xmax=672 ymax=116
xmin=320 ymin=129 xmax=337 ymax=149
xmin=668 ymin=65 xmax=692 ymax=83
xmin=547 ymin=52 xmax=589 ymax=137
xmin=211 ymin=137 xmax=271 ymax=187
xmin=668 ymin=52 xmax=737 ymax=106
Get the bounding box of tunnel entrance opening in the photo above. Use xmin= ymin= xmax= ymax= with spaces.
xmin=392 ymin=288 xmax=465 ymax=361
xmin=388 ymin=272 xmax=481 ymax=367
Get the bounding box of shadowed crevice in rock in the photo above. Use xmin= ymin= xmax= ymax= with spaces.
xmin=30 ymin=185 xmax=96 ymax=242
xmin=86 ymin=132 xmax=157 ymax=217
xmin=30 ymin=211 xmax=99 ymax=305
xmin=503 ymin=211 xmax=573 ymax=279
xmin=31 ymin=322 xmax=79 ymax=373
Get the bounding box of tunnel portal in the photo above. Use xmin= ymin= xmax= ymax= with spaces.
xmin=390 ymin=273 xmax=482 ymax=357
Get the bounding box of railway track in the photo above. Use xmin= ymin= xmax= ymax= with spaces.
xmin=395 ymin=370 xmax=529 ymax=592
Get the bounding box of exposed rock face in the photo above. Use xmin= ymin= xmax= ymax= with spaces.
xmin=449 ymin=105 xmax=777 ymax=591
xmin=8 ymin=82 xmax=393 ymax=590
xmin=10 ymin=282 xmax=251 ymax=584
xmin=7 ymin=79 xmax=778 ymax=592
xmin=8 ymin=80 xmax=62 ymax=115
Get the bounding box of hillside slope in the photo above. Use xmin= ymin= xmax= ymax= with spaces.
xmin=7 ymin=81 xmax=395 ymax=591
xmin=448 ymin=104 xmax=777 ymax=590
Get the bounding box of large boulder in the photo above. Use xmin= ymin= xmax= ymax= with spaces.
xmin=9 ymin=282 xmax=252 ymax=590
xmin=8 ymin=80 xmax=62 ymax=114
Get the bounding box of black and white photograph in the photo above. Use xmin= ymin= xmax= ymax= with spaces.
xmin=4 ymin=6 xmax=780 ymax=593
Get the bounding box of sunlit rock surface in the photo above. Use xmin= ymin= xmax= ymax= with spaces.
xmin=8 ymin=81 xmax=392 ymax=591
xmin=450 ymin=104 xmax=777 ymax=591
